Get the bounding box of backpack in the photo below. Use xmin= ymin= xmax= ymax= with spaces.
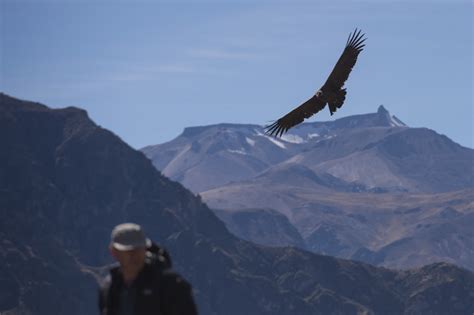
xmin=147 ymin=241 xmax=172 ymax=270
xmin=147 ymin=242 xmax=198 ymax=315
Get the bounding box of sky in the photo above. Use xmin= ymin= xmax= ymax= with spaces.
xmin=1 ymin=0 xmax=473 ymax=149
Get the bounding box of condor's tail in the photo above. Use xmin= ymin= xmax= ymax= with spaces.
xmin=328 ymin=88 xmax=346 ymax=115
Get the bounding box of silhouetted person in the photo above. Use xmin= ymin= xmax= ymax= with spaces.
xmin=99 ymin=223 xmax=198 ymax=315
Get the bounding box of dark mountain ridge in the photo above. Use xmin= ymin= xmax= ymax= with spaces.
xmin=1 ymin=93 xmax=473 ymax=315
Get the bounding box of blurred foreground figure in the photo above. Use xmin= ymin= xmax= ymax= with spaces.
xmin=99 ymin=223 xmax=198 ymax=315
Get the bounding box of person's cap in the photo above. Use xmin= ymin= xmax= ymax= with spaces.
xmin=111 ymin=223 xmax=151 ymax=251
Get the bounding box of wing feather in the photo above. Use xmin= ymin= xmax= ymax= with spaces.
xmin=325 ymin=28 xmax=366 ymax=90
xmin=265 ymin=95 xmax=325 ymax=137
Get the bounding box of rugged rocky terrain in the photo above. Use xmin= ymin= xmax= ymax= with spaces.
xmin=213 ymin=208 xmax=307 ymax=248
xmin=1 ymin=93 xmax=473 ymax=315
xmin=143 ymin=105 xmax=474 ymax=271
xmin=143 ymin=105 xmax=473 ymax=194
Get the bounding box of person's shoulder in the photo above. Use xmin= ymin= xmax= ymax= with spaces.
xmin=160 ymin=269 xmax=193 ymax=292
xmin=158 ymin=269 xmax=198 ymax=314
xmin=161 ymin=269 xmax=189 ymax=282
xmin=143 ymin=256 xmax=192 ymax=292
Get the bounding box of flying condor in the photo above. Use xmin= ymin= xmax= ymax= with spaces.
xmin=265 ymin=29 xmax=366 ymax=137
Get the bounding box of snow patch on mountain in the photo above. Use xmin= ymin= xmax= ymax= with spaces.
xmin=228 ymin=149 xmax=247 ymax=155
xmin=267 ymin=137 xmax=286 ymax=149
xmin=390 ymin=115 xmax=406 ymax=127
xmin=281 ymin=134 xmax=305 ymax=144
xmin=246 ymin=137 xmax=256 ymax=146
xmin=254 ymin=128 xmax=287 ymax=148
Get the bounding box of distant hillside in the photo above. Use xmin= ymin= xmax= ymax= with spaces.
xmin=143 ymin=105 xmax=472 ymax=194
xmin=141 ymin=123 xmax=300 ymax=192
xmin=142 ymin=104 xmax=474 ymax=271
xmin=2 ymin=93 xmax=473 ymax=315
xmin=213 ymin=208 xmax=307 ymax=249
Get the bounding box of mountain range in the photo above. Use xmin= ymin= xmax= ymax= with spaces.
xmin=2 ymin=93 xmax=474 ymax=314
xmin=142 ymin=105 xmax=474 ymax=272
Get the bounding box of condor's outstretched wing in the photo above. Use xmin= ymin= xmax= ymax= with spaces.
xmin=324 ymin=29 xmax=366 ymax=95
xmin=265 ymin=29 xmax=366 ymax=137
xmin=264 ymin=95 xmax=326 ymax=137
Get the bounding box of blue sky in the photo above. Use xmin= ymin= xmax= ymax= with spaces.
xmin=2 ymin=0 xmax=473 ymax=149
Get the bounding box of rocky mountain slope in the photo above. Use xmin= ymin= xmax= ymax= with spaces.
xmin=142 ymin=105 xmax=474 ymax=271
xmin=143 ymin=105 xmax=473 ymax=194
xmin=141 ymin=123 xmax=301 ymax=192
xmin=213 ymin=208 xmax=307 ymax=249
xmin=1 ymin=93 xmax=473 ymax=315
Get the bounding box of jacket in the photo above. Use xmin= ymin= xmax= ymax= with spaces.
xmin=99 ymin=254 xmax=198 ymax=315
